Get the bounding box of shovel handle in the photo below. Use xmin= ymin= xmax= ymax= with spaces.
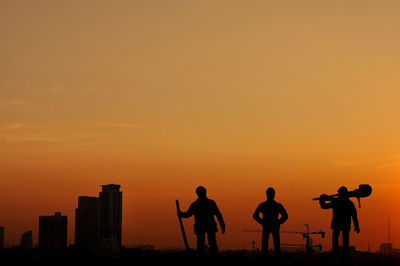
xmin=176 ymin=200 xmax=190 ymax=250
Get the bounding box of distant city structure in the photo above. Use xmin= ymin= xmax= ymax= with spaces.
xmin=20 ymin=230 xmax=33 ymax=249
xmin=380 ymin=243 xmax=393 ymax=253
xmin=0 ymin=226 xmax=4 ymax=250
xmin=379 ymin=218 xmax=394 ymax=254
xmin=99 ymin=184 xmax=123 ymax=247
xmin=73 ymin=184 xmax=123 ymax=253
xmin=39 ymin=212 xmax=68 ymax=251
xmin=75 ymin=196 xmax=99 ymax=250
xmin=2 ymin=186 xmax=128 ymax=254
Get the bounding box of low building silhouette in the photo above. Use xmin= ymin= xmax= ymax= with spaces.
xmin=0 ymin=226 xmax=4 ymax=250
xmin=75 ymin=196 xmax=99 ymax=250
xmin=39 ymin=212 xmax=67 ymax=251
xmin=20 ymin=230 xmax=33 ymax=249
xmin=99 ymin=184 xmax=122 ymax=247
xmin=380 ymin=243 xmax=393 ymax=253
xmin=380 ymin=218 xmax=394 ymax=254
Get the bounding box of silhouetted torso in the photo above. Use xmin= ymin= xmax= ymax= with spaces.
xmin=254 ymin=199 xmax=288 ymax=230
xmin=321 ymin=198 xmax=358 ymax=230
xmin=253 ymin=189 xmax=288 ymax=257
xmin=185 ymin=198 xmax=224 ymax=234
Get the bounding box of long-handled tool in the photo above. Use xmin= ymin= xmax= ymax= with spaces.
xmin=176 ymin=200 xmax=190 ymax=250
xmin=313 ymin=184 xmax=372 ymax=207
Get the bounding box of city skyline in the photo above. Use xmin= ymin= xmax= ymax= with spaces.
xmin=0 ymin=184 xmax=123 ymax=250
xmin=1 ymin=0 xmax=400 ymax=252
xmin=0 ymin=182 xmax=392 ymax=252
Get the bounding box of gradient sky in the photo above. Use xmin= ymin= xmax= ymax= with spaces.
xmin=1 ymin=0 xmax=400 ymax=251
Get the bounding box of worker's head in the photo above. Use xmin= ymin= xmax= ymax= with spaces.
xmin=196 ymin=186 xmax=207 ymax=199
xmin=337 ymin=186 xmax=348 ymax=198
xmin=266 ymin=187 xmax=275 ymax=200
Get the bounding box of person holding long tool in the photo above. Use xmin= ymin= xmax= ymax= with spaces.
xmin=177 ymin=186 xmax=225 ymax=255
xmin=318 ymin=186 xmax=360 ymax=256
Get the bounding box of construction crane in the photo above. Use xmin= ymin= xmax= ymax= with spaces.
xmin=242 ymin=224 xmax=325 ymax=253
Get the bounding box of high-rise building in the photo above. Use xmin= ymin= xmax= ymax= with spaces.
xmin=75 ymin=196 xmax=99 ymax=249
xmin=39 ymin=212 xmax=68 ymax=251
xmin=99 ymin=184 xmax=122 ymax=246
xmin=20 ymin=230 xmax=33 ymax=249
xmin=0 ymin=226 xmax=4 ymax=250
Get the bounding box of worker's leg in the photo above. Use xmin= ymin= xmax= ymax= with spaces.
xmin=207 ymin=232 xmax=218 ymax=255
xmin=332 ymin=229 xmax=340 ymax=255
xmin=196 ymin=232 xmax=206 ymax=255
xmin=272 ymin=229 xmax=281 ymax=257
xmin=261 ymin=229 xmax=270 ymax=256
xmin=342 ymin=229 xmax=350 ymax=256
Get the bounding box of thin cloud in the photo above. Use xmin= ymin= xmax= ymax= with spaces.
xmin=379 ymin=160 xmax=400 ymax=169
xmin=335 ymin=155 xmax=400 ymax=168
xmin=373 ymin=183 xmax=400 ymax=188
xmin=0 ymin=131 xmax=108 ymax=146
xmin=96 ymin=122 xmax=139 ymax=129
xmin=0 ymin=134 xmax=71 ymax=143
xmin=0 ymin=100 xmax=36 ymax=106
xmin=0 ymin=123 xmax=23 ymax=131
xmin=48 ymin=85 xmax=97 ymax=92
xmin=50 ymin=85 xmax=64 ymax=91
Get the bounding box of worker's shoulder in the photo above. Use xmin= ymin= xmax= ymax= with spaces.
xmin=207 ymin=198 xmax=217 ymax=205
xmin=257 ymin=201 xmax=268 ymax=207
xmin=193 ymin=198 xmax=216 ymax=205
xmin=191 ymin=199 xmax=200 ymax=206
xmin=346 ymin=198 xmax=356 ymax=207
xmin=274 ymin=201 xmax=285 ymax=209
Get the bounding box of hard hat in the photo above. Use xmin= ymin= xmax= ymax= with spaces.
xmin=266 ymin=187 xmax=275 ymax=198
xmin=266 ymin=187 xmax=275 ymax=195
xmin=196 ymin=186 xmax=207 ymax=195
xmin=337 ymin=186 xmax=348 ymax=195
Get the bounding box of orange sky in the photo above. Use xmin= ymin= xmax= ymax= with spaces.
xmin=1 ymin=0 xmax=400 ymax=251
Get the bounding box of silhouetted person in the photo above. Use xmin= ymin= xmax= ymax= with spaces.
xmin=178 ymin=186 xmax=225 ymax=255
xmin=253 ymin=187 xmax=288 ymax=257
xmin=319 ymin=186 xmax=360 ymax=256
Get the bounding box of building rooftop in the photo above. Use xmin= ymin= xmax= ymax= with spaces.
xmin=101 ymin=184 xmax=121 ymax=191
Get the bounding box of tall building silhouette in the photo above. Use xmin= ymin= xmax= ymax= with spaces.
xmin=0 ymin=226 xmax=4 ymax=250
xmin=99 ymin=184 xmax=122 ymax=246
xmin=39 ymin=212 xmax=67 ymax=251
xmin=20 ymin=230 xmax=33 ymax=249
xmin=75 ymin=196 xmax=99 ymax=250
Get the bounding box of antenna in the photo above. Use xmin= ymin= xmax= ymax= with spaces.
xmin=388 ymin=218 xmax=391 ymax=243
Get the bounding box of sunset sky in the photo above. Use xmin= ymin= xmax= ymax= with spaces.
xmin=1 ymin=0 xmax=399 ymax=251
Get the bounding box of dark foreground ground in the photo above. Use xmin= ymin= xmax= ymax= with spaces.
xmin=1 ymin=249 xmax=400 ymax=266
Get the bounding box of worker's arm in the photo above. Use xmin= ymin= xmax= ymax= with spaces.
xmin=214 ymin=202 xmax=225 ymax=234
xmin=252 ymin=204 xmax=263 ymax=225
xmin=319 ymin=194 xmax=333 ymax=209
xmin=178 ymin=203 xmax=194 ymax=218
xmin=279 ymin=204 xmax=289 ymax=224
xmin=351 ymin=203 xmax=360 ymax=233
